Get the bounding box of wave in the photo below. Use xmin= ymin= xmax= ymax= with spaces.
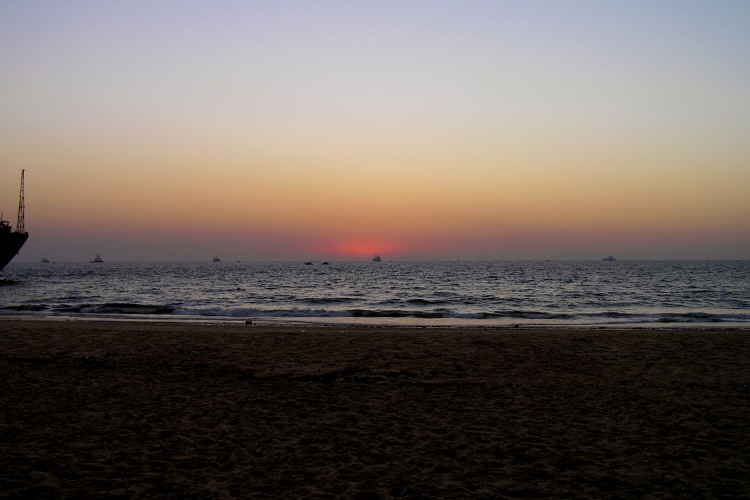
xmin=4 ymin=304 xmax=48 ymax=312
xmin=299 ymin=297 xmax=358 ymax=305
xmin=81 ymin=303 xmax=178 ymax=315
xmin=3 ymin=303 xmax=746 ymax=327
xmin=2 ymin=295 xmax=748 ymax=327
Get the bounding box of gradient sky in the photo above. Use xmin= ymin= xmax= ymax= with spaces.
xmin=2 ymin=1 xmax=749 ymax=261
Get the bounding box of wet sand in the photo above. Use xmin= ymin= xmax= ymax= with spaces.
xmin=1 ymin=319 xmax=749 ymax=498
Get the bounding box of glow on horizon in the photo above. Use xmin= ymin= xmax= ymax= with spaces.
xmin=2 ymin=1 xmax=749 ymax=261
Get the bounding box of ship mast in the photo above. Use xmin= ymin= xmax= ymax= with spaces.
xmin=16 ymin=169 xmax=25 ymax=234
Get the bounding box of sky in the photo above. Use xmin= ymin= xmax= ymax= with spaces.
xmin=2 ymin=0 xmax=749 ymax=261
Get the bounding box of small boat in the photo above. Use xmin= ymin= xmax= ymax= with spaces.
xmin=212 ymin=256 xmax=221 ymax=262
xmin=41 ymin=257 xmax=49 ymax=263
xmin=603 ymin=256 xmax=617 ymax=261
xmin=322 ymin=262 xmax=329 ymax=265
xmin=372 ymin=255 xmax=381 ymax=262
xmin=304 ymin=261 xmax=313 ymax=265
xmin=91 ymin=254 xmax=104 ymax=263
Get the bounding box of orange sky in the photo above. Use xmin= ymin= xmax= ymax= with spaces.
xmin=2 ymin=2 xmax=749 ymax=261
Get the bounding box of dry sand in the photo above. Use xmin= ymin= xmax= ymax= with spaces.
xmin=1 ymin=319 xmax=748 ymax=499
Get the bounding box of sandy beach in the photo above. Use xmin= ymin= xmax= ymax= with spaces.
xmin=1 ymin=319 xmax=748 ymax=498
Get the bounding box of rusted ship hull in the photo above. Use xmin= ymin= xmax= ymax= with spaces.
xmin=1 ymin=170 xmax=28 ymax=271
xmin=0 ymin=230 xmax=28 ymax=270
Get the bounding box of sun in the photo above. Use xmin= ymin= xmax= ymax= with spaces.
xmin=329 ymin=240 xmax=400 ymax=260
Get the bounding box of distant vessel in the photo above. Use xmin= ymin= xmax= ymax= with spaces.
xmin=41 ymin=257 xmax=49 ymax=263
xmin=322 ymin=262 xmax=329 ymax=265
xmin=213 ymin=256 xmax=221 ymax=262
xmin=304 ymin=261 xmax=313 ymax=265
xmin=91 ymin=254 xmax=104 ymax=263
xmin=372 ymin=255 xmax=381 ymax=262
xmin=0 ymin=170 xmax=28 ymax=271
xmin=603 ymin=256 xmax=617 ymax=261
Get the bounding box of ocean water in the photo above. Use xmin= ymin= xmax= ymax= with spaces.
xmin=1 ymin=260 xmax=748 ymax=328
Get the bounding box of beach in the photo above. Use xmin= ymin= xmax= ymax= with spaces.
xmin=1 ymin=319 xmax=748 ymax=498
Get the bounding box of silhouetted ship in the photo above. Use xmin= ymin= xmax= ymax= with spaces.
xmin=603 ymin=256 xmax=617 ymax=261
xmin=0 ymin=171 xmax=28 ymax=271
xmin=213 ymin=256 xmax=221 ymax=262
xmin=91 ymin=254 xmax=104 ymax=263
xmin=372 ymin=255 xmax=381 ymax=262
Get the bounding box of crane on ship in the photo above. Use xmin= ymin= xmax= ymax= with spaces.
xmin=16 ymin=169 xmax=25 ymax=234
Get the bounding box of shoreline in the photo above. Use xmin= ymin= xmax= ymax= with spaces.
xmin=3 ymin=315 xmax=750 ymax=331
xmin=2 ymin=320 xmax=749 ymax=498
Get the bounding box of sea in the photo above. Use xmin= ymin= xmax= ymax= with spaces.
xmin=1 ymin=260 xmax=748 ymax=328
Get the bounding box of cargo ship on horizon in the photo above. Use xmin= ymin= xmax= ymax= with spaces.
xmin=0 ymin=170 xmax=28 ymax=271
